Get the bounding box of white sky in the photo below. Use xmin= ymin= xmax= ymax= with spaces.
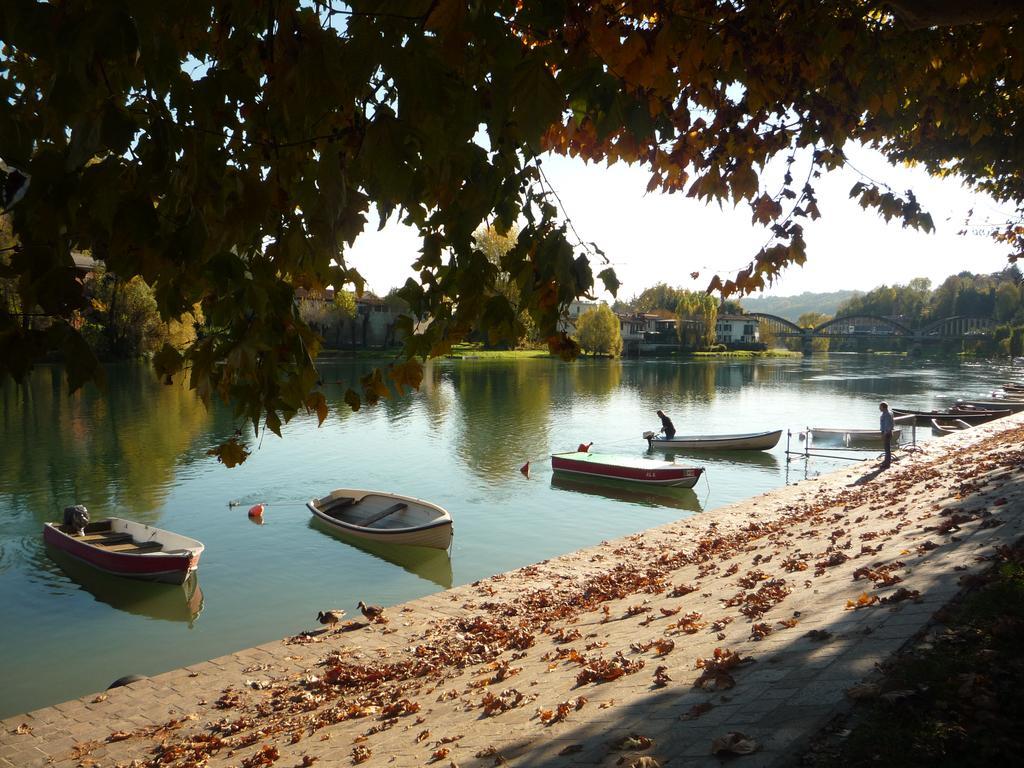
xmin=345 ymin=142 xmax=1015 ymax=302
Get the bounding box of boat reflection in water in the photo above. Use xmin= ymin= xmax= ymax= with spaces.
xmin=649 ymin=448 xmax=782 ymax=474
xmin=308 ymin=518 xmax=454 ymax=589
xmin=45 ymin=546 xmax=205 ymax=626
xmin=550 ymin=473 xmax=704 ymax=512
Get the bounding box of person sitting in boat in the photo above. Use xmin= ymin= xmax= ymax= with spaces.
xmin=656 ymin=410 xmax=676 ymax=439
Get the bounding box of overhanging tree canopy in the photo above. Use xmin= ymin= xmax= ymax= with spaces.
xmin=1 ymin=1 xmax=1021 ymax=463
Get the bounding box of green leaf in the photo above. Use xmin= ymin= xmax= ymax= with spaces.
xmin=597 ymin=267 xmax=620 ymax=297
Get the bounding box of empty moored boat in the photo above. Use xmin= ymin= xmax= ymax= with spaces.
xmin=307 ymin=489 xmax=453 ymax=550
xmin=808 ymin=427 xmax=900 ymax=448
xmin=955 ymin=399 xmax=1024 ymax=413
xmin=931 ymin=417 xmax=972 ymax=436
xmin=891 ymin=406 xmax=1009 ymax=424
xmin=643 ymin=429 xmax=782 ymax=451
xmin=43 ymin=517 xmax=204 ymax=585
xmin=551 ymin=451 xmax=705 ymax=487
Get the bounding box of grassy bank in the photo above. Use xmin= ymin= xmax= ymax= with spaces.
xmin=804 ymin=537 xmax=1024 ymax=767
xmin=690 ymin=349 xmax=802 ymax=359
xmin=442 ymin=344 xmax=553 ymax=359
xmin=316 ymin=345 xmax=555 ymax=361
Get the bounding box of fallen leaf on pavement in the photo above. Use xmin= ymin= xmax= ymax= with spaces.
xmin=846 ymin=682 xmax=880 ymax=699
xmin=711 ymin=731 xmax=760 ymax=755
xmin=680 ymin=702 xmax=714 ymax=720
xmin=611 ymin=734 xmax=654 ymax=750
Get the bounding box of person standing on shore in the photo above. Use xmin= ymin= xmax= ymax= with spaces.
xmin=879 ymin=401 xmax=894 ymax=469
xmin=657 ymin=410 xmax=677 ymax=440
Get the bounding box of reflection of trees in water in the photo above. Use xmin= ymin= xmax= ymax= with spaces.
xmin=317 ymin=359 xmax=419 ymax=426
xmin=451 ymin=362 xmax=552 ymax=481
xmin=0 ymin=363 xmax=208 ymax=524
xmin=569 ymin=361 xmax=622 ymax=401
xmin=419 ymin=365 xmax=454 ymax=432
xmin=792 ymin=357 xmax=943 ymax=400
xmin=627 ymin=362 xmax=719 ymax=407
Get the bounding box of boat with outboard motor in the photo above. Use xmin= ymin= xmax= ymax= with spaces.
xmin=44 ymin=513 xmax=204 ymax=585
xmin=643 ymin=429 xmax=782 ymax=451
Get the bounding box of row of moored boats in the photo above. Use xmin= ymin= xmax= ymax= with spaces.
xmin=46 ymin=383 xmax=1019 ymax=586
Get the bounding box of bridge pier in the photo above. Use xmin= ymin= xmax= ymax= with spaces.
xmin=909 ymin=334 xmax=923 ymax=356
xmin=801 ymin=331 xmax=814 ymax=357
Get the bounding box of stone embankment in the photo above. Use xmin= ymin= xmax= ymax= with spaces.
xmin=3 ymin=415 xmax=1023 ymax=768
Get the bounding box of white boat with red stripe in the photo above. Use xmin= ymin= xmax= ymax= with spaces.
xmin=550 ymin=451 xmax=704 ymax=487
xmin=43 ymin=518 xmax=204 ymax=585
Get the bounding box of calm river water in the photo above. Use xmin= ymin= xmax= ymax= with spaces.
xmin=0 ymin=354 xmax=1013 ymax=716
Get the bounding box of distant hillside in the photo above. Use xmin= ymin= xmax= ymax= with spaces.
xmin=740 ymin=290 xmax=862 ymax=322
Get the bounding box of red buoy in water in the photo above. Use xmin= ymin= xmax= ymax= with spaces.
xmin=248 ymin=503 xmax=265 ymax=519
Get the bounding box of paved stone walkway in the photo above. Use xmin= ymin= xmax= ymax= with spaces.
xmin=3 ymin=415 xmax=1023 ymax=768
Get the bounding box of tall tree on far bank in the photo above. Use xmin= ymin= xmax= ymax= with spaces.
xmin=473 ymin=225 xmax=537 ymax=347
xmin=576 ymin=304 xmax=623 ymax=357
xmin=719 ymin=299 xmax=745 ymax=315
xmin=631 ymin=283 xmax=688 ymax=314
xmin=836 ymin=278 xmax=931 ymax=324
xmin=676 ymin=291 xmax=718 ymax=350
xmin=797 ymin=312 xmax=832 ymax=353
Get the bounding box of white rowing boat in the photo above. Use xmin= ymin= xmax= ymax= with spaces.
xmin=307 ymin=489 xmax=453 ymax=550
xmin=809 ymin=427 xmax=900 ymax=448
xmin=930 ymin=418 xmax=972 ymax=436
xmin=643 ymin=429 xmax=782 ymax=451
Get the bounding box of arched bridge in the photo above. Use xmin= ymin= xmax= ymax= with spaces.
xmin=747 ymin=313 xmax=995 ymax=353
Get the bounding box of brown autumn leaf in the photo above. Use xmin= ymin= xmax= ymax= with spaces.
xmin=352 ymin=744 xmax=372 ymax=764
xmin=711 ymin=731 xmax=760 ymax=755
xmin=653 ymin=665 xmax=671 ymax=687
xmin=611 ymin=734 xmax=654 ymax=750
xmin=241 ymin=745 xmax=280 ymax=768
xmin=680 ymin=702 xmax=714 ymax=721
xmin=846 ymin=592 xmax=880 ymax=609
xmin=881 ymin=587 xmax=921 ymax=604
xmin=846 ymin=682 xmax=881 ymax=700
